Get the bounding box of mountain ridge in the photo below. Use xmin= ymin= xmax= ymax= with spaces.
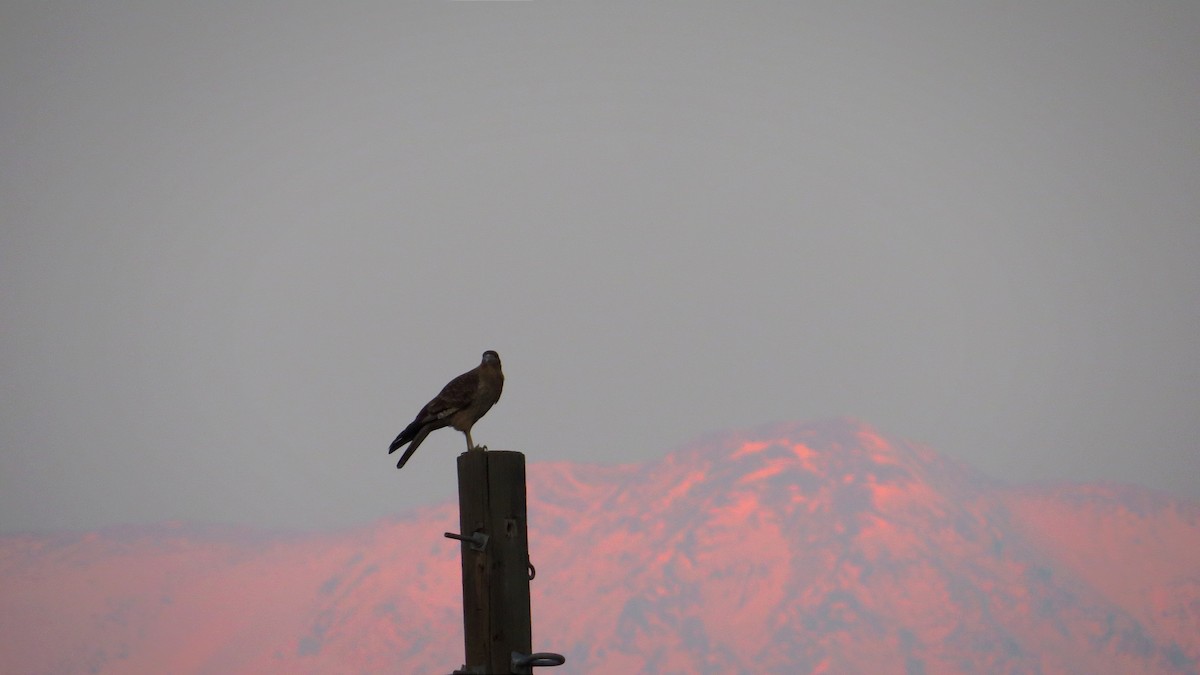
xmin=2 ymin=419 xmax=1197 ymax=673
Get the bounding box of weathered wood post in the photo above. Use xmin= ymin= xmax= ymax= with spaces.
xmin=446 ymin=450 xmax=562 ymax=674
xmin=453 ymin=450 xmax=531 ymax=673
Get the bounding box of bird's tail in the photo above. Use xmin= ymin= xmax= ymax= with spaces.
xmin=388 ymin=421 xmax=422 ymax=454
xmin=394 ymin=425 xmax=433 ymax=469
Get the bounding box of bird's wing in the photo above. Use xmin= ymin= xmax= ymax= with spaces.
xmin=418 ymin=367 xmax=480 ymax=421
xmin=389 ymin=365 xmax=480 ymax=455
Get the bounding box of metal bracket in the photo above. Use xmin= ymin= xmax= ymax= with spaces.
xmin=444 ymin=530 xmax=489 ymax=552
xmin=512 ymin=652 xmax=566 ymax=669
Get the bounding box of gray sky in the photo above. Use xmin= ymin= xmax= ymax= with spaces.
xmin=2 ymin=2 xmax=1197 ymax=533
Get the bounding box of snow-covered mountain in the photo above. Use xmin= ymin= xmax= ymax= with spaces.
xmin=3 ymin=419 xmax=1197 ymax=673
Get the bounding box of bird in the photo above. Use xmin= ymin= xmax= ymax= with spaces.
xmin=389 ymin=350 xmax=504 ymax=469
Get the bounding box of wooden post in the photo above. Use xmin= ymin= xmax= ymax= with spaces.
xmin=454 ymin=450 xmax=532 ymax=674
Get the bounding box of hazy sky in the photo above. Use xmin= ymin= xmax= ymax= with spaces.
xmin=2 ymin=2 xmax=1197 ymax=533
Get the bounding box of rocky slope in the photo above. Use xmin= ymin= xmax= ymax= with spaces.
xmin=2 ymin=419 xmax=1197 ymax=673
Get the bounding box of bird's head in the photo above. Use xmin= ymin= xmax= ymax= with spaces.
xmin=482 ymin=350 xmax=501 ymax=366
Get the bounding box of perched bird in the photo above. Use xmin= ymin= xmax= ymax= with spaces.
xmin=389 ymin=350 xmax=504 ymax=469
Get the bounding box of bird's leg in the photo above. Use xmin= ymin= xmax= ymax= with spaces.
xmin=465 ymin=430 xmax=484 ymax=452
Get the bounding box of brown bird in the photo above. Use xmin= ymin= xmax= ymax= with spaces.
xmin=389 ymin=350 xmax=504 ymax=469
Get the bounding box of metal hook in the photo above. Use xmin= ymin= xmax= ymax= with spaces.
xmin=512 ymin=651 xmax=566 ymax=669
